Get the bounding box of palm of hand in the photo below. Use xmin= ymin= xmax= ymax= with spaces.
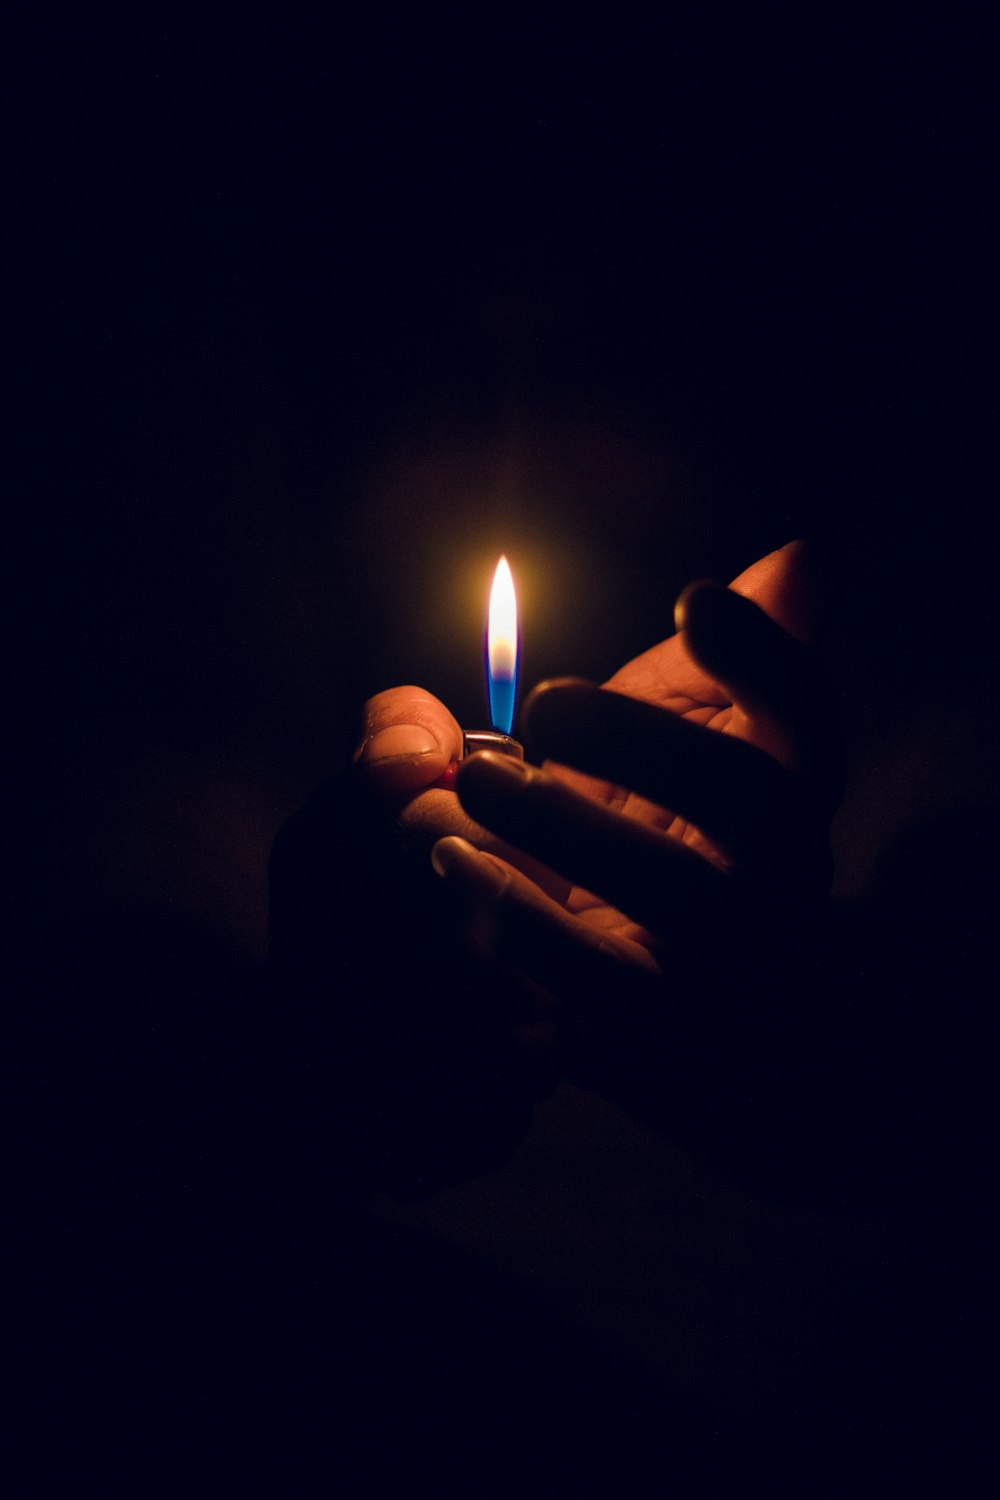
xmin=403 ymin=542 xmax=828 ymax=956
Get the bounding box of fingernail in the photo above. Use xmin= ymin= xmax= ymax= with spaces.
xmin=462 ymin=750 xmax=533 ymax=787
xmin=679 ymin=583 xmax=759 ymax=674
xmin=431 ymin=837 xmax=508 ymax=893
xmin=674 ymin=578 xmax=725 ymax=635
xmin=431 ymin=835 xmax=476 ymax=877
xmin=363 ymin=725 xmax=440 ymax=764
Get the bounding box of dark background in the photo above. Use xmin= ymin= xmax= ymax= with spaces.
xmin=14 ymin=6 xmax=996 ymax=1487
xmin=17 ymin=7 xmax=995 ymax=953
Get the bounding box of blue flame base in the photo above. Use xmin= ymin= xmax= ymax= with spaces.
xmin=488 ymin=674 xmax=517 ymax=737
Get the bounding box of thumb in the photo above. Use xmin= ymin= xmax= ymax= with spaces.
xmin=727 ymin=539 xmax=825 ymax=645
xmin=353 ymin=685 xmax=464 ymax=796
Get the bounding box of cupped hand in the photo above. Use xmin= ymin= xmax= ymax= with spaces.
xmin=429 ymin=541 xmax=844 ymax=1139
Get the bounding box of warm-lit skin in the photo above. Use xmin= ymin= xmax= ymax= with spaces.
xmin=354 ymin=541 xmax=842 ymax=1009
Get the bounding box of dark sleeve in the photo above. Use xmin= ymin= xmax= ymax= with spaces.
xmin=267 ymin=771 xmax=534 ymax=1201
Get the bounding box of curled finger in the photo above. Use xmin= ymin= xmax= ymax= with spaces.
xmin=455 ymin=753 xmax=732 ymax=935
xmin=430 ymin=836 xmax=659 ymax=1006
xmin=523 ymin=677 xmax=798 ymax=863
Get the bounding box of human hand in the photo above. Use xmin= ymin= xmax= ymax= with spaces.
xmin=350 ymin=686 xmax=569 ymax=896
xmin=430 ymin=541 xmax=844 ymax=1151
xmin=268 ymin=691 xmax=557 ymax=1201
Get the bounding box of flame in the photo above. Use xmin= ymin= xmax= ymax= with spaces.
xmin=488 ymin=555 xmax=517 ymax=680
xmin=487 ymin=555 xmax=518 ymax=734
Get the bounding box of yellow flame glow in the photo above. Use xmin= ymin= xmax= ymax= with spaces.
xmin=488 ymin=555 xmax=517 ymax=680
